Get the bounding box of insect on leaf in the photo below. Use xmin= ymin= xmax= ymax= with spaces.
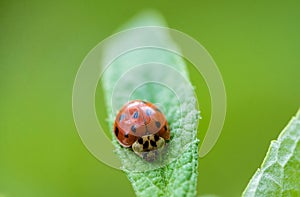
xmin=101 ymin=10 xmax=200 ymax=197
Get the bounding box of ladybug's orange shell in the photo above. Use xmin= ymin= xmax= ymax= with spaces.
xmin=113 ymin=100 xmax=170 ymax=147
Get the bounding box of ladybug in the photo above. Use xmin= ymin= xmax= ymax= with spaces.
xmin=113 ymin=100 xmax=170 ymax=162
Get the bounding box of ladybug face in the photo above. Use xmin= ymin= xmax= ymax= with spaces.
xmin=132 ymin=134 xmax=165 ymax=162
xmin=113 ymin=100 xmax=170 ymax=161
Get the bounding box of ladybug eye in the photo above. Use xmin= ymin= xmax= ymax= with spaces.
xmin=138 ymin=137 xmax=143 ymax=144
xmin=133 ymin=111 xmax=139 ymax=119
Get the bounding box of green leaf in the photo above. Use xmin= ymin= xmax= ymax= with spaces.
xmin=243 ymin=109 xmax=300 ymax=197
xmin=101 ymin=10 xmax=200 ymax=196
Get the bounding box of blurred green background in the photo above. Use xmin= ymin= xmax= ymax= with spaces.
xmin=1 ymin=0 xmax=299 ymax=196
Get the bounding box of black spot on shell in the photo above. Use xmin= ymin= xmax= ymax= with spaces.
xmin=154 ymin=134 xmax=159 ymax=141
xmin=155 ymin=121 xmax=161 ymax=128
xmin=115 ymin=127 xmax=119 ymax=137
xmin=124 ymin=133 xmax=129 ymax=138
xmin=143 ymin=141 xmax=149 ymax=149
xmin=150 ymin=140 xmax=157 ymax=147
xmin=164 ymin=125 xmax=167 ymax=131
xmin=147 ymin=136 xmax=150 ymax=140
xmin=138 ymin=137 xmax=143 ymax=144
xmin=131 ymin=125 xmax=136 ymax=133
xmin=133 ymin=111 xmax=139 ymax=119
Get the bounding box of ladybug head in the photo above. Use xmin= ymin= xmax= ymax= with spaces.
xmin=132 ymin=134 xmax=165 ymax=162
